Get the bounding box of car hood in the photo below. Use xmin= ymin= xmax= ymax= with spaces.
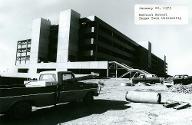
xmin=25 ymin=81 xmax=47 ymax=87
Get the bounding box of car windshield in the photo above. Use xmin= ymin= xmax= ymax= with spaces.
xmin=174 ymin=75 xmax=181 ymax=78
xmin=39 ymin=74 xmax=56 ymax=82
xmin=184 ymin=75 xmax=188 ymax=78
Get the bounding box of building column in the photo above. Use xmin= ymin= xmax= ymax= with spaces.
xmin=164 ymin=55 xmax=167 ymax=75
xmin=30 ymin=18 xmax=51 ymax=64
xmin=30 ymin=18 xmax=51 ymax=74
xmin=56 ymin=9 xmax=80 ymax=64
xmin=148 ymin=41 xmax=152 ymax=71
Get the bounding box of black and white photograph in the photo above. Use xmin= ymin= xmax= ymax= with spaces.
xmin=0 ymin=0 xmax=192 ymax=124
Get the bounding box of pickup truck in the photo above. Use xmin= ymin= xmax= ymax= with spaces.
xmin=173 ymin=75 xmax=192 ymax=85
xmin=132 ymin=73 xmax=161 ymax=84
xmin=0 ymin=71 xmax=100 ymax=118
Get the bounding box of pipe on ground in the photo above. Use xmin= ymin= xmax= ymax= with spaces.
xmin=125 ymin=91 xmax=161 ymax=104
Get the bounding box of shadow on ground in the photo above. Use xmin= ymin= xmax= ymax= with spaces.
xmin=0 ymin=99 xmax=130 ymax=125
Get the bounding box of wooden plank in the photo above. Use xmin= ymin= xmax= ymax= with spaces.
xmin=163 ymin=101 xmax=180 ymax=108
xmin=173 ymin=102 xmax=191 ymax=110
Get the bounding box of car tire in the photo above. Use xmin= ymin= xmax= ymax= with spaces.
xmin=83 ymin=93 xmax=94 ymax=105
xmin=9 ymin=102 xmax=32 ymax=119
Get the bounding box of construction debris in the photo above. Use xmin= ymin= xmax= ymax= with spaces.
xmin=170 ymin=84 xmax=192 ymax=94
xmin=163 ymin=100 xmax=191 ymax=110
xmin=125 ymin=91 xmax=161 ymax=104
xmin=163 ymin=100 xmax=180 ymax=108
xmin=173 ymin=102 xmax=191 ymax=110
xmin=125 ymin=90 xmax=191 ymax=110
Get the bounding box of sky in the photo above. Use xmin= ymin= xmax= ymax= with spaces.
xmin=0 ymin=0 xmax=192 ymax=75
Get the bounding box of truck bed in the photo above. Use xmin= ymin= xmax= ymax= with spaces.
xmin=0 ymin=85 xmax=57 ymax=98
xmin=0 ymin=76 xmax=27 ymax=86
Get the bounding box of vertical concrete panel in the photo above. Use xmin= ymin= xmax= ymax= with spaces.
xmin=38 ymin=19 xmax=51 ymax=62
xmin=148 ymin=41 xmax=152 ymax=70
xmin=30 ymin=18 xmax=51 ymax=64
xmin=57 ymin=9 xmax=80 ymax=63
xmin=30 ymin=19 xmax=41 ymax=64
xmin=68 ymin=11 xmax=80 ymax=61
xmin=30 ymin=18 xmax=51 ymax=75
xmin=164 ymin=55 xmax=167 ymax=74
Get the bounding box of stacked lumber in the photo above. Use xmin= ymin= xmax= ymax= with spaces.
xmin=163 ymin=100 xmax=191 ymax=110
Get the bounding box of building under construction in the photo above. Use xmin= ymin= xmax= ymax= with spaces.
xmin=15 ymin=9 xmax=167 ymax=77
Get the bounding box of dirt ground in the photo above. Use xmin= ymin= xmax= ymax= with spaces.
xmin=1 ymin=78 xmax=192 ymax=125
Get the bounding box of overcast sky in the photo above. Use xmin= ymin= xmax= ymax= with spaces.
xmin=0 ymin=0 xmax=192 ymax=75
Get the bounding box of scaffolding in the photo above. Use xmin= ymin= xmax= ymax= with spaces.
xmin=15 ymin=39 xmax=31 ymax=65
xmin=107 ymin=61 xmax=152 ymax=78
xmin=107 ymin=61 xmax=133 ymax=78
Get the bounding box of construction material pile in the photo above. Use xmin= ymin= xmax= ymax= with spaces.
xmin=170 ymin=84 xmax=192 ymax=94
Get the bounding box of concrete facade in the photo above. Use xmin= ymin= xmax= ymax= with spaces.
xmin=15 ymin=9 xmax=167 ymax=77
xmin=78 ymin=16 xmax=167 ymax=76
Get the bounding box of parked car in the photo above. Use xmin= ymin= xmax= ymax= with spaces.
xmin=0 ymin=71 xmax=100 ymax=118
xmin=132 ymin=73 xmax=161 ymax=84
xmin=173 ymin=75 xmax=192 ymax=85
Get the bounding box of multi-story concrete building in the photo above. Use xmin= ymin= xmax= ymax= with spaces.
xmin=15 ymin=9 xmax=167 ymax=78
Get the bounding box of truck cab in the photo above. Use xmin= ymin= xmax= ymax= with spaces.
xmin=25 ymin=71 xmax=75 ymax=87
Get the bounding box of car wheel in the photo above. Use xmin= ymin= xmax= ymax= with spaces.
xmin=9 ymin=102 xmax=32 ymax=119
xmin=83 ymin=93 xmax=94 ymax=105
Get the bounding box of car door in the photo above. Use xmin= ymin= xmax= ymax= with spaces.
xmin=58 ymin=73 xmax=83 ymax=103
xmin=35 ymin=73 xmax=58 ymax=106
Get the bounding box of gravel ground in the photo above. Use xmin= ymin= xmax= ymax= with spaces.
xmin=169 ymin=84 xmax=192 ymax=94
xmin=1 ymin=78 xmax=192 ymax=125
